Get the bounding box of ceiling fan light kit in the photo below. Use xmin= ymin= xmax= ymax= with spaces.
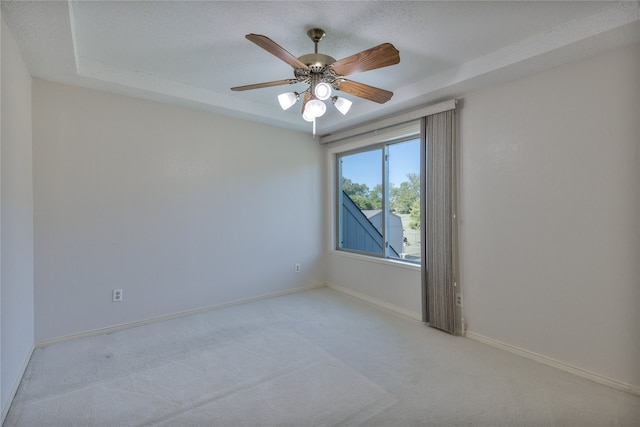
xmin=314 ymin=82 xmax=332 ymax=101
xmin=302 ymin=108 xmax=316 ymax=123
xmin=231 ymin=28 xmax=400 ymax=132
xmin=332 ymin=96 xmax=352 ymax=115
xmin=277 ymin=92 xmax=300 ymax=110
xmin=306 ymin=99 xmax=327 ymax=118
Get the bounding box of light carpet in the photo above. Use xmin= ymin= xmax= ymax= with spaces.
xmin=4 ymin=287 xmax=640 ymax=426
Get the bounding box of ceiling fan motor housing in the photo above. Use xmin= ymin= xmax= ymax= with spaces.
xmin=296 ymin=28 xmax=339 ymax=87
xmin=297 ymin=53 xmax=336 ymax=73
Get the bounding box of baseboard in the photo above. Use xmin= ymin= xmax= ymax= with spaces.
xmin=1 ymin=344 xmax=35 ymax=425
xmin=36 ymin=283 xmax=327 ymax=348
xmin=465 ymin=331 xmax=640 ymax=397
xmin=328 ymin=283 xmax=422 ymax=321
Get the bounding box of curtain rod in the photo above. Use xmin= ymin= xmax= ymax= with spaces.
xmin=319 ymin=99 xmax=457 ymax=145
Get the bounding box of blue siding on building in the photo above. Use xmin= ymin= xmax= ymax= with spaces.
xmin=363 ymin=211 xmax=403 ymax=257
xmin=341 ymin=192 xmax=384 ymax=254
xmin=340 ymin=192 xmax=402 ymax=257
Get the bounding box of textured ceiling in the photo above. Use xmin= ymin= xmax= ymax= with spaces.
xmin=3 ymin=1 xmax=640 ymax=135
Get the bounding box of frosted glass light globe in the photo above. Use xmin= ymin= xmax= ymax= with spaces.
xmin=306 ymin=99 xmax=327 ymax=118
xmin=332 ymin=96 xmax=352 ymax=115
xmin=314 ymin=82 xmax=332 ymax=101
xmin=277 ymin=92 xmax=298 ymax=110
xmin=302 ymin=108 xmax=315 ymax=122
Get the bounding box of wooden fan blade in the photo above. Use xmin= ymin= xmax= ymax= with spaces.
xmin=330 ymin=43 xmax=400 ymax=76
xmin=335 ymin=80 xmax=393 ymax=104
xmin=246 ymin=34 xmax=309 ymax=69
xmin=301 ymin=91 xmax=312 ymax=114
xmin=231 ymin=79 xmax=297 ymax=91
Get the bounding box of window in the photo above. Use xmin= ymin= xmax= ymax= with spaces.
xmin=336 ymin=135 xmax=421 ymax=264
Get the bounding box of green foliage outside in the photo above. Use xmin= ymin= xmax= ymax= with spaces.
xmin=390 ymin=173 xmax=419 ymax=214
xmin=409 ymin=198 xmax=421 ymax=229
xmin=342 ymin=174 xmax=421 ymax=230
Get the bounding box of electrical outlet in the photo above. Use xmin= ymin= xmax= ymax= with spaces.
xmin=112 ymin=289 xmax=123 ymax=302
xmin=295 ymin=264 xmax=301 ymax=273
xmin=455 ymin=293 xmax=463 ymax=307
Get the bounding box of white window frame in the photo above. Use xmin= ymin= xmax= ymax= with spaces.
xmin=327 ymin=120 xmax=421 ymax=267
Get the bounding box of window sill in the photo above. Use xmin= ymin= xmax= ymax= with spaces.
xmin=328 ymin=249 xmax=421 ymax=272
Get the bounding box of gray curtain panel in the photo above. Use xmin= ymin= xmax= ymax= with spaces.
xmin=422 ymin=108 xmax=458 ymax=334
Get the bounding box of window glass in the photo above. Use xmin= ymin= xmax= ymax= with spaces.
xmin=388 ymin=139 xmax=421 ymax=262
xmin=337 ymin=136 xmax=421 ymax=264
xmin=339 ymin=148 xmax=384 ymax=255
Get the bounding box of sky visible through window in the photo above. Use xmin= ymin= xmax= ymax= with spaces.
xmin=341 ymin=139 xmax=420 ymax=189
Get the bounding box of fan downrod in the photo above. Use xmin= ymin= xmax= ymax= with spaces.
xmin=307 ymin=28 xmax=326 ymax=54
xmin=297 ymin=28 xmax=335 ymax=72
xmin=307 ymin=28 xmax=326 ymax=44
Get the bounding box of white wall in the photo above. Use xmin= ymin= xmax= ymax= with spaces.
xmin=460 ymin=43 xmax=640 ymax=389
xmin=32 ymin=80 xmax=324 ymax=342
xmin=325 ymin=42 xmax=640 ymax=390
xmin=324 ymin=122 xmax=423 ymax=319
xmin=326 ymin=253 xmax=421 ymax=319
xmin=1 ymin=8 xmax=4 ymax=413
xmin=1 ymin=14 xmax=35 ymax=416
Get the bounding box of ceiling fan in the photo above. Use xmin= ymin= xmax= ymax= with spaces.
xmin=231 ymin=28 xmax=400 ymax=125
